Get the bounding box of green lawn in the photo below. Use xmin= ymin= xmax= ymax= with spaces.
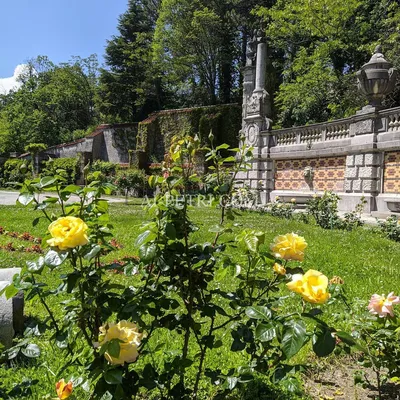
xmin=0 ymin=202 xmax=400 ymax=399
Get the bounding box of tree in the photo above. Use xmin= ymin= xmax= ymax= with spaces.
xmin=257 ymin=0 xmax=400 ymax=127
xmin=0 ymin=56 xmax=98 ymax=153
xmin=97 ymin=0 xmax=164 ymax=123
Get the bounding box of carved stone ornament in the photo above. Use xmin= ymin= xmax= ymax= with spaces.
xmin=357 ymin=45 xmax=398 ymax=107
xmin=246 ymin=124 xmax=259 ymax=145
xmin=246 ymin=93 xmax=261 ymax=115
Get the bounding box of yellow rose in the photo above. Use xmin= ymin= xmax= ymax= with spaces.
xmin=56 ymin=379 xmax=73 ymax=399
xmin=47 ymin=217 xmax=89 ymax=250
xmin=273 ymin=263 xmax=286 ymax=275
xmin=98 ymin=320 xmax=142 ymax=365
xmin=270 ymin=233 xmax=307 ymax=261
xmin=287 ymin=269 xmax=330 ymax=304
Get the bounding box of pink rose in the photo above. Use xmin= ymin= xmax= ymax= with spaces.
xmin=367 ymin=292 xmax=400 ymax=317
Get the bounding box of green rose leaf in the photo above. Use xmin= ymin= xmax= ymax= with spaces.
xmin=312 ymin=327 xmax=336 ymax=357
xmin=245 ymin=306 xmax=271 ymax=320
xmin=139 ymin=243 xmax=157 ymax=263
xmin=282 ymin=319 xmax=307 ymax=359
xmin=83 ymin=245 xmax=101 ymax=261
xmin=40 ymin=177 xmax=57 ymax=188
xmin=335 ymin=331 xmax=367 ymax=352
xmin=21 ymin=343 xmax=41 ymax=358
xmin=104 ymin=369 xmax=123 ymax=385
xmin=255 ymin=322 xmax=276 ymax=342
xmin=4 ymin=284 xmax=19 ymax=299
xmin=26 ymin=257 xmax=45 ymax=273
xmin=44 ymin=250 xmax=68 ymax=267
xmin=107 ymin=339 xmax=121 ymax=359
xmin=18 ymin=193 xmax=35 ymax=206
xmin=135 ymin=230 xmax=156 ymax=246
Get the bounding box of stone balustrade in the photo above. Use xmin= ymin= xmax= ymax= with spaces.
xmin=272 ymin=118 xmax=352 ymax=147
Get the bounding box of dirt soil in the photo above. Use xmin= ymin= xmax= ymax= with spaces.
xmin=304 ymin=358 xmax=400 ymax=400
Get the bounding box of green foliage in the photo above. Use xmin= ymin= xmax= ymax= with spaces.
xmin=256 ymin=0 xmax=400 ymax=126
xmin=0 ymin=159 xmax=32 ymax=186
xmin=90 ymin=160 xmax=119 ymax=177
xmin=305 ymin=192 xmax=343 ymax=230
xmin=115 ymin=169 xmax=147 ymax=198
xmin=0 ymin=55 xmax=98 ymax=153
xmin=153 ymin=0 xmax=260 ymax=106
xmin=378 ymin=216 xmax=400 ymax=241
xmin=137 ymin=104 xmax=241 ymax=160
xmin=0 ymin=138 xmax=356 ymax=399
xmin=263 ymin=197 xmax=296 ymax=219
xmin=24 ymin=143 xmax=47 ymax=155
xmin=97 ymin=0 xmax=164 ymax=122
xmin=41 ymin=158 xmax=79 ymax=185
xmin=305 ymin=192 xmax=365 ymax=231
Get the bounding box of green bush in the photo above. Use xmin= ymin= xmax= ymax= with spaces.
xmin=378 ymin=216 xmax=400 ymax=241
xmin=305 ymin=192 xmax=342 ymax=229
xmin=90 ymin=160 xmax=119 ymax=176
xmin=41 ymin=157 xmax=79 ymax=185
xmin=115 ymin=168 xmax=147 ymax=198
xmin=1 ymin=159 xmax=32 ymax=186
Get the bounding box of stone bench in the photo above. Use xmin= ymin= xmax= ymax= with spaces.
xmin=0 ymin=268 xmax=23 ymax=349
xmin=385 ymin=200 xmax=400 ymax=213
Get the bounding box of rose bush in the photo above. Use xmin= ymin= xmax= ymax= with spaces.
xmin=0 ymin=136 xmax=357 ymax=399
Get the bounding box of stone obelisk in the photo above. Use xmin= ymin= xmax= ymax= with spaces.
xmin=239 ymin=31 xmax=273 ymax=204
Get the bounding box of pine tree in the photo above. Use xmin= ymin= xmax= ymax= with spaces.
xmin=97 ymin=0 xmax=163 ymax=123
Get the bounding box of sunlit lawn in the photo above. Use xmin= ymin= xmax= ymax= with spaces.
xmin=0 ymin=201 xmax=400 ymax=398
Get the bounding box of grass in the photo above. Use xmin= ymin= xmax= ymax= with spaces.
xmin=1 ymin=202 xmax=400 ymax=399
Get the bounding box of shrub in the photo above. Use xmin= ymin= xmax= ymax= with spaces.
xmin=41 ymin=157 xmax=79 ymax=185
xmin=115 ymin=168 xmax=147 ymax=199
xmin=263 ymin=196 xmax=296 ymax=219
xmin=305 ymin=191 xmax=342 ymax=229
xmin=1 ymin=159 xmax=32 ymax=186
xmin=378 ymin=216 xmax=400 ymax=241
xmin=90 ymin=160 xmax=119 ymax=176
xmin=2 ymin=137 xmax=355 ymax=400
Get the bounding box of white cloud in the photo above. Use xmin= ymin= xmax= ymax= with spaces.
xmin=0 ymin=65 xmax=27 ymax=94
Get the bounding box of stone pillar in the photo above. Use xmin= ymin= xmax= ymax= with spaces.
xmin=239 ymin=32 xmax=273 ymax=204
xmin=342 ymin=114 xmax=384 ymax=212
xmin=129 ymin=150 xmax=147 ymax=170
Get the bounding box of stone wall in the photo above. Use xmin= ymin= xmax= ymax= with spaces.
xmin=275 ymin=157 xmax=345 ymax=191
xmin=241 ymin=106 xmax=400 ymax=213
xmin=46 ymin=123 xmax=138 ymax=164
xmin=138 ymin=104 xmax=241 ymax=163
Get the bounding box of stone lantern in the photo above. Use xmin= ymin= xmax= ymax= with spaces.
xmin=356 ymin=45 xmax=397 ymax=113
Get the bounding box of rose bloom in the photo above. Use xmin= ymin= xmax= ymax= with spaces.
xmin=270 ymin=232 xmax=307 ymax=261
xmin=290 ymin=198 xmax=296 ymax=203
xmin=273 ymin=263 xmax=286 ymax=275
xmin=47 ymin=217 xmax=89 ymax=251
xmin=98 ymin=320 xmax=142 ymax=365
xmin=367 ymin=292 xmax=400 ymax=318
xmin=287 ymin=269 xmax=330 ymax=304
xmin=56 ymin=379 xmax=73 ymax=399
xmin=330 ymin=276 xmax=344 ymax=285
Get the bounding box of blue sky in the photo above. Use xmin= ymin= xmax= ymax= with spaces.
xmin=0 ymin=0 xmax=128 ymax=79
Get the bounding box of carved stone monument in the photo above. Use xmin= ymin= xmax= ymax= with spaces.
xmin=239 ymin=31 xmax=273 ymax=203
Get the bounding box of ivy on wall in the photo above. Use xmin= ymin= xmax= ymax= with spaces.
xmin=137 ymin=104 xmax=241 ymax=162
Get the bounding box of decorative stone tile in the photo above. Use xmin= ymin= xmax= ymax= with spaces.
xmin=384 ymin=151 xmax=400 ymax=193
xmin=274 ymin=156 xmax=346 ymax=192
xmin=354 ymin=154 xmax=364 ymax=166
